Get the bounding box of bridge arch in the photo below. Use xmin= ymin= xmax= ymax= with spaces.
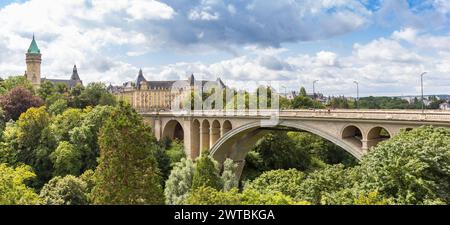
xmin=341 ymin=125 xmax=364 ymax=149
xmin=162 ymin=120 xmax=185 ymax=141
xmin=222 ymin=120 xmax=232 ymax=135
xmin=211 ymin=120 xmax=221 ymax=147
xmin=366 ymin=126 xmax=391 ymax=150
xmin=210 ymin=120 xmax=363 ymax=176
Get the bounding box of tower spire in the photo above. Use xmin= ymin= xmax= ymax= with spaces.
xmin=71 ymin=64 xmax=80 ymax=81
xmin=27 ymin=34 xmax=40 ymax=54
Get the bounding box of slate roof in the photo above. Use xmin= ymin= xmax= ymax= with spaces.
xmin=108 ymin=71 xmax=226 ymax=93
xmin=41 ymin=78 xmax=79 ymax=88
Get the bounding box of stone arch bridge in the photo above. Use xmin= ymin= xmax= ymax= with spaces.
xmin=142 ymin=109 xmax=450 ymax=177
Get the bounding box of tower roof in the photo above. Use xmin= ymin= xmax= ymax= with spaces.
xmin=27 ymin=35 xmax=40 ymax=54
xmin=71 ymin=65 xmax=80 ymax=81
xmin=136 ymin=68 xmax=147 ymax=86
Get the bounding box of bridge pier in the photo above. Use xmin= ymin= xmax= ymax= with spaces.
xmin=361 ymin=139 xmax=369 ymax=154
xmin=210 ymin=127 xmax=220 ymax=148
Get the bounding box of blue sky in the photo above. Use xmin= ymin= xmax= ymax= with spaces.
xmin=0 ymin=0 xmax=450 ymax=97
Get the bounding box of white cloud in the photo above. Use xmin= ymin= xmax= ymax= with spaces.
xmin=126 ymin=0 xmax=175 ymax=20
xmin=354 ymin=38 xmax=422 ymax=63
xmin=0 ymin=0 xmax=450 ymax=97
xmin=392 ymin=27 xmax=418 ymax=42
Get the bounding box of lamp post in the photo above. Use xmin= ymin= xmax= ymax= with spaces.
xmin=420 ymin=72 xmax=427 ymax=113
xmin=353 ymin=81 xmax=359 ymax=109
xmin=313 ymin=80 xmax=319 ymax=100
xmin=281 ymin=85 xmax=287 ymax=98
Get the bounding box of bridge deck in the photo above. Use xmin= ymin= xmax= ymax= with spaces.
xmin=140 ymin=109 xmax=450 ymax=123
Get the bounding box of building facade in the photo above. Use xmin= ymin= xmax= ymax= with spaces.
xmin=109 ymin=70 xmax=226 ymax=112
xmin=24 ymin=35 xmax=82 ymax=89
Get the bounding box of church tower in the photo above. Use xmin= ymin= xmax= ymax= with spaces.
xmin=25 ymin=35 xmax=41 ymax=88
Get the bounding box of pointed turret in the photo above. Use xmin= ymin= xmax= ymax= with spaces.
xmin=27 ymin=34 xmax=41 ymax=54
xmin=136 ymin=68 xmax=147 ymax=89
xmin=71 ymin=65 xmax=80 ymax=81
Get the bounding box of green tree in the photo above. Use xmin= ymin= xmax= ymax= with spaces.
xmin=296 ymin=164 xmax=357 ymax=204
xmin=221 ymin=158 xmax=239 ymax=192
xmin=16 ymin=107 xmax=56 ymax=186
xmin=186 ymin=186 xmax=309 ymax=205
xmin=291 ymin=96 xmax=314 ymax=109
xmin=0 ymin=163 xmax=41 ymax=205
xmin=48 ymin=98 xmax=68 ymax=116
xmin=164 ymin=158 xmax=195 ymax=205
xmin=299 ymin=86 xmax=307 ymax=97
xmin=251 ymin=132 xmax=313 ymax=171
xmin=245 ymin=169 xmax=306 ymax=198
xmin=50 ymin=108 xmax=85 ymax=142
xmin=37 ymin=81 xmax=56 ymax=103
xmin=359 ymin=126 xmax=450 ymax=204
xmin=0 ymin=76 xmax=34 ymax=94
xmin=69 ymin=105 xmax=114 ymax=171
xmin=91 ymin=103 xmax=164 ymax=205
xmin=0 ymin=121 xmax=20 ymax=165
xmin=39 ymin=175 xmax=88 ymax=205
xmin=78 ymin=82 xmax=116 ymax=108
xmin=50 ymin=141 xmax=82 ymax=177
xmin=192 ymin=152 xmax=222 ymax=190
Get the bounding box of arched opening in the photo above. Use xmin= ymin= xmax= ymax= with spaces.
xmin=222 ymin=120 xmax=232 ymax=136
xmin=163 ymin=120 xmax=184 ymax=141
xmin=191 ymin=119 xmax=201 ymax=159
xmin=211 ymin=121 xmax=363 ymax=181
xmin=367 ymin=126 xmax=391 ymax=149
xmin=211 ymin=120 xmax=221 ymax=147
xmin=201 ymin=120 xmax=210 ymax=152
xmin=341 ymin=125 xmax=363 ymax=148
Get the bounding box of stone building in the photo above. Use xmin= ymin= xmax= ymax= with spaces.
xmin=109 ymin=69 xmax=226 ymax=111
xmin=24 ymin=35 xmax=82 ymax=89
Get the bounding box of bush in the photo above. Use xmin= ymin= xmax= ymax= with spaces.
xmin=40 ymin=175 xmax=88 ymax=205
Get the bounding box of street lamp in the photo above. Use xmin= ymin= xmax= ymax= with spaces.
xmin=281 ymin=85 xmax=287 ymax=98
xmin=313 ymin=80 xmax=319 ymax=100
xmin=353 ymin=81 xmax=359 ymax=109
xmin=420 ymin=72 xmax=427 ymax=113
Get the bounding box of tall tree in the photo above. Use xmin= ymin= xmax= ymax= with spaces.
xmin=221 ymin=158 xmax=239 ymax=192
xmin=92 ymin=103 xmax=164 ymax=205
xmin=16 ymin=106 xmax=56 ymax=186
xmin=164 ymin=158 xmax=195 ymax=205
xmin=299 ymin=86 xmax=307 ymax=97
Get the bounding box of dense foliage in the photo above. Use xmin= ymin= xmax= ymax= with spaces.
xmin=0 ymin=87 xmax=44 ymax=121
xmin=0 ymin=75 xmax=448 ymax=206
xmin=0 ymin=163 xmax=41 ymax=205
xmin=91 ymin=103 xmax=164 ymax=205
xmin=39 ymin=175 xmax=89 ymax=205
xmin=192 ymin=152 xmax=222 ymax=190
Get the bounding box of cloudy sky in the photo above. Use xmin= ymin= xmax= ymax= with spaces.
xmin=0 ymin=0 xmax=450 ymax=97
